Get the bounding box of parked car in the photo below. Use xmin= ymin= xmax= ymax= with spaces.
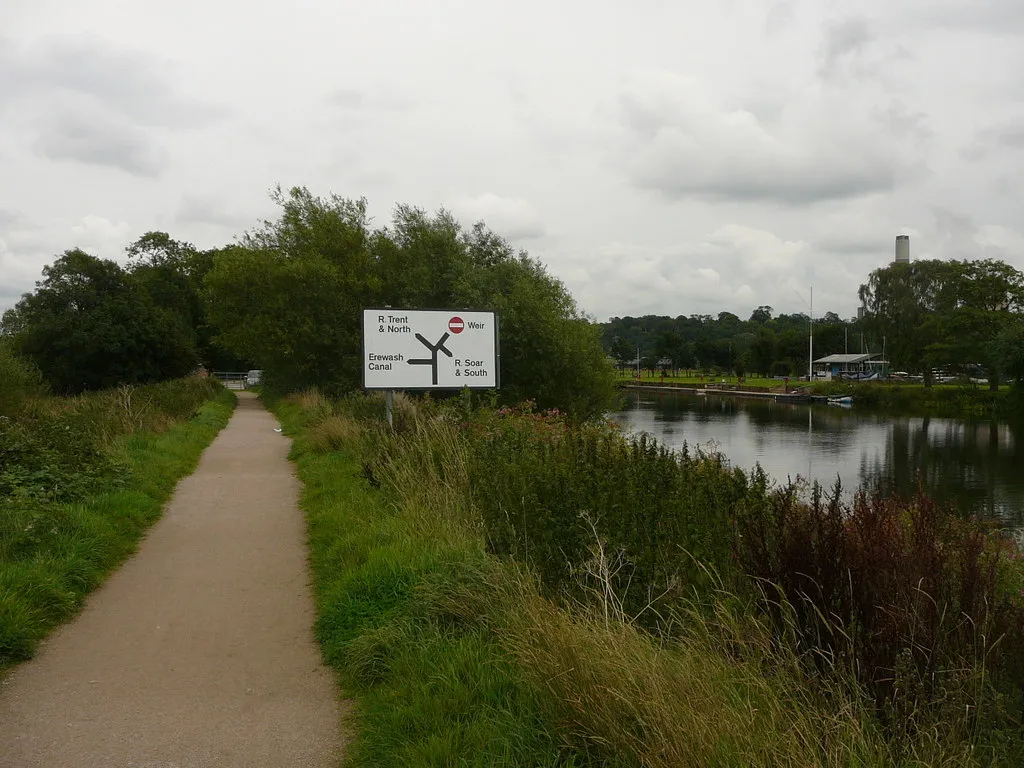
xmin=246 ymin=370 xmax=263 ymax=387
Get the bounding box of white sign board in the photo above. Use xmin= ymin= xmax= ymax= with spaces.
xmin=362 ymin=308 xmax=499 ymax=390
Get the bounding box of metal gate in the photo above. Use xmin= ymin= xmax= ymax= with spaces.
xmin=212 ymin=371 xmax=250 ymax=390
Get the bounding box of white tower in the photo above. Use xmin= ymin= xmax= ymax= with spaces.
xmin=895 ymin=235 xmax=910 ymax=264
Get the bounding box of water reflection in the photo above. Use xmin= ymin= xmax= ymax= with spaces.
xmin=613 ymin=392 xmax=1024 ymax=524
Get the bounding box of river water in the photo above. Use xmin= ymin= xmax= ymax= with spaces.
xmin=613 ymin=391 xmax=1024 ymax=524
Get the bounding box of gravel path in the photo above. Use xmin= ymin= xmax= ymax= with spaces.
xmin=0 ymin=393 xmax=345 ymax=767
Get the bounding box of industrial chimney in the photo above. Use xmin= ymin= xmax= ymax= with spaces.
xmin=895 ymin=235 xmax=910 ymax=264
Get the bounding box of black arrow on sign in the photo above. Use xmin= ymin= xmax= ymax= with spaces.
xmin=407 ymin=332 xmax=453 ymax=386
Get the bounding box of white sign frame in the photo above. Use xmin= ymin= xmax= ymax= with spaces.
xmin=362 ymin=308 xmax=500 ymax=390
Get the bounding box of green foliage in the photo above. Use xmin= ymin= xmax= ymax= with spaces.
xmin=860 ymin=259 xmax=1024 ymax=386
xmin=810 ymin=380 xmax=1020 ymax=418
xmin=0 ymin=382 xmax=233 ymax=666
xmin=205 ymin=245 xmax=368 ymax=394
xmin=750 ymin=326 xmax=777 ymax=377
xmin=204 ymin=188 xmax=377 ymax=395
xmin=0 ymin=417 xmax=119 ymax=503
xmin=279 ymin=390 xmax=1009 ymax=766
xmin=603 ymin=310 xmax=841 ymax=380
xmin=203 ymin=187 xmax=616 ymax=418
xmin=350 ymin=394 xmax=1024 ymax=757
xmin=269 ymin=395 xmax=585 ymax=767
xmin=1 ymin=249 xmax=198 ymax=393
xmin=991 ymin=318 xmax=1024 ymax=386
xmin=461 ymin=404 xmax=752 ymax=617
xmin=0 ymin=341 xmax=47 ymax=417
xmin=1 ymin=376 xmax=223 ymax=506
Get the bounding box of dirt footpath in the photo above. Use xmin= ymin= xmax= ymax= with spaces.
xmin=0 ymin=393 xmax=345 ymax=767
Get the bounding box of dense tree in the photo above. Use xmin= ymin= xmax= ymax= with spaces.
xmin=203 ymin=187 xmax=615 ymax=417
xmin=655 ymin=330 xmax=685 ymax=370
xmin=750 ymin=327 xmax=777 ymax=377
xmin=0 ymin=339 xmax=47 ymax=416
xmin=991 ymin=319 xmax=1024 ymax=386
xmin=609 ymin=336 xmax=633 ymax=364
xmin=860 ymin=259 xmax=1024 ymax=388
xmin=1 ymin=249 xmax=197 ymax=392
xmin=123 ymin=231 xmax=253 ymax=371
xmin=204 ymin=187 xmax=377 ymax=393
xmin=602 ymin=306 xmax=857 ymax=380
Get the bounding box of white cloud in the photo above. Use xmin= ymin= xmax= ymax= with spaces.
xmin=616 ymin=70 xmax=912 ymax=205
xmin=33 ymin=105 xmax=166 ymax=177
xmin=976 ymin=225 xmax=1024 ymax=254
xmin=0 ymin=0 xmax=1023 ymax=323
xmin=176 ymin=194 xmax=253 ymax=230
xmin=0 ymin=235 xmax=45 ymax=309
xmin=447 ymin=194 xmax=545 ymax=241
xmin=69 ymin=215 xmax=132 ymax=255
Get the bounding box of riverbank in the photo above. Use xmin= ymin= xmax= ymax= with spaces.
xmin=272 ymin=389 xmax=1024 ymax=766
xmin=0 ymin=378 xmax=234 ymax=667
xmin=811 ymin=380 xmax=1022 ymax=417
xmin=619 ymin=381 xmax=821 ymax=403
xmin=619 ymin=378 xmax=1023 ymax=417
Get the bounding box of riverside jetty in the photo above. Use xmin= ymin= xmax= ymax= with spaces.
xmin=619 ymin=381 xmax=833 ymax=405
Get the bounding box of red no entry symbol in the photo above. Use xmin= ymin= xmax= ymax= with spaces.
xmin=448 ymin=316 xmax=464 ymax=334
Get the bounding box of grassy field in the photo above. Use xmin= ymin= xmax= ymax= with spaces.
xmin=272 ymin=392 xmax=581 ymax=767
xmin=272 ymin=390 xmax=1021 ymax=766
xmin=0 ymin=379 xmax=234 ymax=667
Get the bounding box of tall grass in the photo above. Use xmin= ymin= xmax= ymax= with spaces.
xmin=735 ymin=481 xmax=1024 ymax=743
xmin=0 ymin=378 xmax=233 ymax=666
xmin=272 ymin=392 xmax=586 ymax=767
xmin=461 ymin=404 xmax=1024 ymax=757
xmin=0 ymin=340 xmax=47 ymax=418
xmin=275 ymin=390 xmax=1023 ymax=765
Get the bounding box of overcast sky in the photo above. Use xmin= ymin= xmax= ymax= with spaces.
xmin=2 ymin=0 xmax=1023 ymax=322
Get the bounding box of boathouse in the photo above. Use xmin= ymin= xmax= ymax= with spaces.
xmin=812 ymin=353 xmax=888 ymax=380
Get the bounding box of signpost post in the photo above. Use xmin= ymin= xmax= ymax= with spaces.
xmin=363 ymin=309 xmax=500 ymax=427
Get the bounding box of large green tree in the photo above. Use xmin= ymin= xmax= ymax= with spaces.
xmin=750 ymin=326 xmax=777 ymax=377
xmin=991 ymin=319 xmax=1024 ymax=386
xmin=203 ymin=187 xmax=377 ymax=393
xmin=860 ymin=259 xmax=1024 ymax=388
xmin=1 ymin=249 xmax=197 ymax=392
xmin=203 ymin=187 xmax=616 ymax=417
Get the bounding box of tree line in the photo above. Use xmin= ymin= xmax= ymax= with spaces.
xmin=1 ymin=187 xmax=616 ymax=418
xmin=605 ymin=258 xmax=1024 ymax=389
xmin=603 ymin=308 xmax=865 ymax=379
xmin=6 ymin=187 xmax=1022 ymax=408
xmin=860 ymin=258 xmax=1024 ymax=388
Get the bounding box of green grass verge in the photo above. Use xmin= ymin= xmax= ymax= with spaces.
xmin=276 ymin=391 xmax=1012 ymax=767
xmin=0 ymin=389 xmax=236 ymax=668
xmin=272 ymin=398 xmax=587 ymax=768
xmin=808 ymin=380 xmax=1020 ymax=417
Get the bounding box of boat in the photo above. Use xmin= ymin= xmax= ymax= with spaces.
xmin=827 ymin=396 xmax=853 ymax=406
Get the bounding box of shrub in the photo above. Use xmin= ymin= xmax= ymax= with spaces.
xmin=734 ymin=481 xmax=1024 ymax=743
xmin=0 ymin=381 xmax=232 ymax=665
xmin=462 ymin=404 xmax=756 ymax=622
xmin=1 ymin=377 xmax=221 ymax=504
xmin=0 ymin=341 xmax=47 ymax=417
xmin=321 ymin=393 xmax=1024 ymax=760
